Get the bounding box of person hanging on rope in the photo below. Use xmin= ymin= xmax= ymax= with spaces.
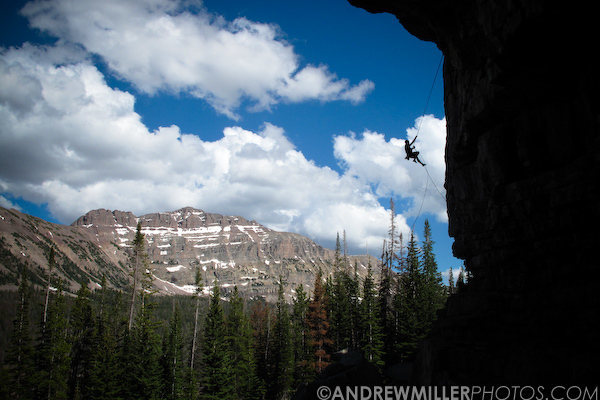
xmin=404 ymin=138 xmax=426 ymax=166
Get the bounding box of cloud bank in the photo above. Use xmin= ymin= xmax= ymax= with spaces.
xmin=1 ymin=40 xmax=445 ymax=254
xmin=334 ymin=115 xmax=447 ymax=223
xmin=21 ymin=0 xmax=374 ymax=119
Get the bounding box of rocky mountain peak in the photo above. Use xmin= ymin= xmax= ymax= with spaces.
xmin=23 ymin=206 xmax=371 ymax=301
xmin=72 ymin=208 xmax=138 ymax=227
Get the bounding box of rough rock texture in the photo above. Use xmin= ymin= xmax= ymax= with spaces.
xmin=1 ymin=206 xmax=371 ymax=301
xmin=73 ymin=207 xmax=366 ymax=301
xmin=0 ymin=207 xmax=129 ymax=292
xmin=350 ymin=0 xmax=598 ymax=384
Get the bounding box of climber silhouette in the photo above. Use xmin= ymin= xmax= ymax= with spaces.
xmin=404 ymin=138 xmax=426 ymax=166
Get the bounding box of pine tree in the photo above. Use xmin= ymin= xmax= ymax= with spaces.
xmin=396 ymin=233 xmax=426 ymax=361
xmin=378 ymin=240 xmax=394 ymax=364
xmin=118 ymin=325 xmax=134 ymax=400
xmin=5 ymin=270 xmax=35 ymax=400
xmin=36 ymin=281 xmax=71 ymax=400
xmin=387 ymin=198 xmax=401 ymax=267
xmin=161 ymin=303 xmax=185 ymax=400
xmin=421 ymin=220 xmax=446 ymax=330
xmin=291 ymin=284 xmax=311 ymax=387
xmin=270 ymin=279 xmax=294 ymax=399
xmin=330 ymin=268 xmax=351 ymax=350
xmin=249 ymin=301 xmax=270 ymax=399
xmin=130 ymin=264 xmax=162 ymax=400
xmin=42 ymin=246 xmax=56 ymax=327
xmin=226 ymin=286 xmax=261 ymax=400
xmin=348 ymin=261 xmax=362 ymax=350
xmin=329 ymin=232 xmax=351 ymax=351
xmin=186 ymin=267 xmax=203 ymax=400
xmin=202 ymin=282 xmax=234 ymax=400
xmin=448 ymin=267 xmax=455 ymax=295
xmin=307 ymin=269 xmax=332 ymax=375
xmin=68 ymin=282 xmax=95 ymax=400
xmin=456 ymin=266 xmax=465 ymax=291
xmin=87 ymin=282 xmax=121 ymax=400
xmin=360 ymin=263 xmax=384 ymax=370
xmin=334 ymin=232 xmax=342 ymax=271
xmin=128 ymin=222 xmax=145 ymax=331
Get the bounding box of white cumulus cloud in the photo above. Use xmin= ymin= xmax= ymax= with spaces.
xmin=0 ymin=43 xmax=397 ymax=254
xmin=21 ymin=0 xmax=373 ymax=119
xmin=334 ymin=115 xmax=447 ymax=223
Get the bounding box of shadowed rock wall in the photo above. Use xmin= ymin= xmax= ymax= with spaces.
xmin=350 ymin=0 xmax=599 ymax=383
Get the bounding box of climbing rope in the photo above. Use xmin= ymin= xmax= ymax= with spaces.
xmin=407 ymin=54 xmax=446 ymax=233
xmin=424 ymin=164 xmax=446 ymax=203
xmin=413 ymin=54 xmax=444 ymax=141
xmin=410 ymin=174 xmax=430 ymax=233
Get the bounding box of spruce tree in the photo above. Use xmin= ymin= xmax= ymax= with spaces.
xmin=36 ymin=281 xmax=71 ymax=400
xmin=161 ymin=303 xmax=185 ymax=400
xmin=128 ymin=222 xmax=145 ymax=331
xmin=87 ymin=285 xmax=121 ymax=400
xmin=186 ymin=267 xmax=203 ymax=400
xmin=448 ymin=267 xmax=455 ymax=295
xmin=378 ymin=241 xmax=394 ymax=364
xmin=348 ymin=261 xmax=362 ymax=350
xmin=42 ymin=246 xmax=56 ymax=327
xmin=5 ymin=270 xmax=35 ymax=400
xmin=226 ymin=286 xmax=261 ymax=400
xmin=360 ymin=263 xmax=384 ymax=370
xmin=331 ymin=268 xmax=351 ymax=350
xmin=421 ymin=220 xmax=446 ymax=329
xmin=456 ymin=266 xmax=465 ymax=291
xmin=130 ymin=281 xmax=162 ymax=400
xmin=396 ymin=233 xmax=425 ymax=361
xmin=291 ymin=284 xmax=311 ymax=387
xmin=248 ymin=301 xmax=270 ymax=399
xmin=202 ymin=282 xmax=233 ymax=400
xmin=270 ymin=279 xmax=294 ymax=399
xmin=68 ymin=283 xmax=95 ymax=400
xmin=307 ymin=269 xmax=332 ymax=375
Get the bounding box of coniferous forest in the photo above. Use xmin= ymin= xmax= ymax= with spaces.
xmin=0 ymin=214 xmax=462 ymax=400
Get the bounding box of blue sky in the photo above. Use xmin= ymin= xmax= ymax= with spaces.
xmin=0 ymin=0 xmax=462 ymax=275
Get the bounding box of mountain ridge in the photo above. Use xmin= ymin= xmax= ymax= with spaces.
xmin=1 ymin=206 xmax=373 ymax=301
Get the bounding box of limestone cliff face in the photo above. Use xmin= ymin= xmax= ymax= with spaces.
xmin=350 ymin=0 xmax=598 ymax=384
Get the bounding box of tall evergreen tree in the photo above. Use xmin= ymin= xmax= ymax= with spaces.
xmin=226 ymin=286 xmax=261 ymax=400
xmin=186 ymin=267 xmax=203 ymax=400
xmin=360 ymin=263 xmax=384 ymax=370
xmin=42 ymin=246 xmax=56 ymax=327
xmin=130 ymin=278 xmax=162 ymax=400
xmin=202 ymin=282 xmax=234 ymax=400
xmin=291 ymin=284 xmax=311 ymax=387
xmin=456 ymin=266 xmax=465 ymax=291
xmin=421 ymin=220 xmax=446 ymax=329
xmin=68 ymin=283 xmax=95 ymax=400
xmin=378 ymin=241 xmax=394 ymax=364
xmin=387 ymin=198 xmax=401 ymax=267
xmin=249 ymin=301 xmax=270 ymax=399
xmin=330 ymin=268 xmax=351 ymax=350
xmin=307 ymin=269 xmax=332 ymax=375
xmin=36 ymin=281 xmax=72 ymax=400
xmin=347 ymin=261 xmax=362 ymax=350
xmin=128 ymin=222 xmax=145 ymax=331
xmin=448 ymin=267 xmax=455 ymax=295
xmin=396 ymin=233 xmax=425 ymax=361
xmin=5 ymin=270 xmax=35 ymax=400
xmin=161 ymin=303 xmax=185 ymax=400
xmin=270 ymin=279 xmax=294 ymax=399
xmin=87 ymin=281 xmax=121 ymax=400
